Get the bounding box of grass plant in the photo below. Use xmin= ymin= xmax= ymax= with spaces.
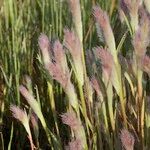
xmin=0 ymin=0 xmax=150 ymax=149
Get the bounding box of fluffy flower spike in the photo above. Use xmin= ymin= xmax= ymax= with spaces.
xmin=10 ymin=105 xmax=34 ymax=150
xmin=93 ymin=6 xmax=117 ymax=61
xmin=120 ymin=129 xmax=135 ymax=150
xmin=64 ymin=29 xmax=84 ymax=86
xmin=68 ymin=0 xmax=83 ymax=42
xmin=38 ymin=34 xmax=51 ymax=68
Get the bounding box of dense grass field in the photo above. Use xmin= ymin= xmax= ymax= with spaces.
xmin=0 ymin=0 xmax=150 ymax=149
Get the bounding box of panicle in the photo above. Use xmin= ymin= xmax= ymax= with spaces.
xmin=90 ymin=76 xmax=104 ymax=103
xmin=53 ymin=40 xmax=64 ymax=62
xmin=38 ymin=35 xmax=79 ymax=110
xmin=66 ymin=138 xmax=82 ymax=150
xmin=123 ymin=0 xmax=142 ymax=16
xmin=133 ymin=10 xmax=150 ymax=59
xmin=123 ymin=0 xmax=141 ymax=11
xmin=94 ymin=47 xmax=120 ymax=94
xmin=83 ymin=77 xmax=93 ymax=103
xmin=48 ymin=62 xmax=70 ymax=89
xmin=19 ymin=85 xmax=35 ymax=104
xmin=120 ymin=0 xmax=128 ymax=13
xmin=93 ymin=6 xmax=108 ymax=30
xmin=95 ymin=47 xmax=114 ymax=81
xmin=38 ymin=34 xmax=51 ymax=67
xmin=68 ymin=0 xmax=83 ymax=42
xmin=53 ymin=40 xmax=68 ymax=73
xmin=48 ymin=61 xmax=78 ymax=109
xmin=10 ymin=105 xmax=34 ymax=150
xmin=38 ymin=34 xmax=50 ymax=50
xmin=64 ymin=29 xmax=84 ymax=86
xmin=48 ymin=62 xmax=78 ymax=109
xmin=121 ymin=0 xmax=142 ymax=31
xmin=120 ymin=129 xmax=135 ymax=150
xmin=10 ymin=105 xmax=28 ymax=124
xmin=19 ymin=85 xmax=45 ymax=128
xmin=93 ymin=6 xmax=117 ymax=60
xmin=64 ymin=29 xmax=82 ymax=58
xmin=61 ymin=112 xmax=81 ymax=131
xmin=90 ymin=76 xmax=101 ymax=97
xmin=61 ymin=111 xmax=86 ymax=149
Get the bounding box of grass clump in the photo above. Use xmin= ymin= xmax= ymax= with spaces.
xmin=0 ymin=0 xmax=150 ymax=149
